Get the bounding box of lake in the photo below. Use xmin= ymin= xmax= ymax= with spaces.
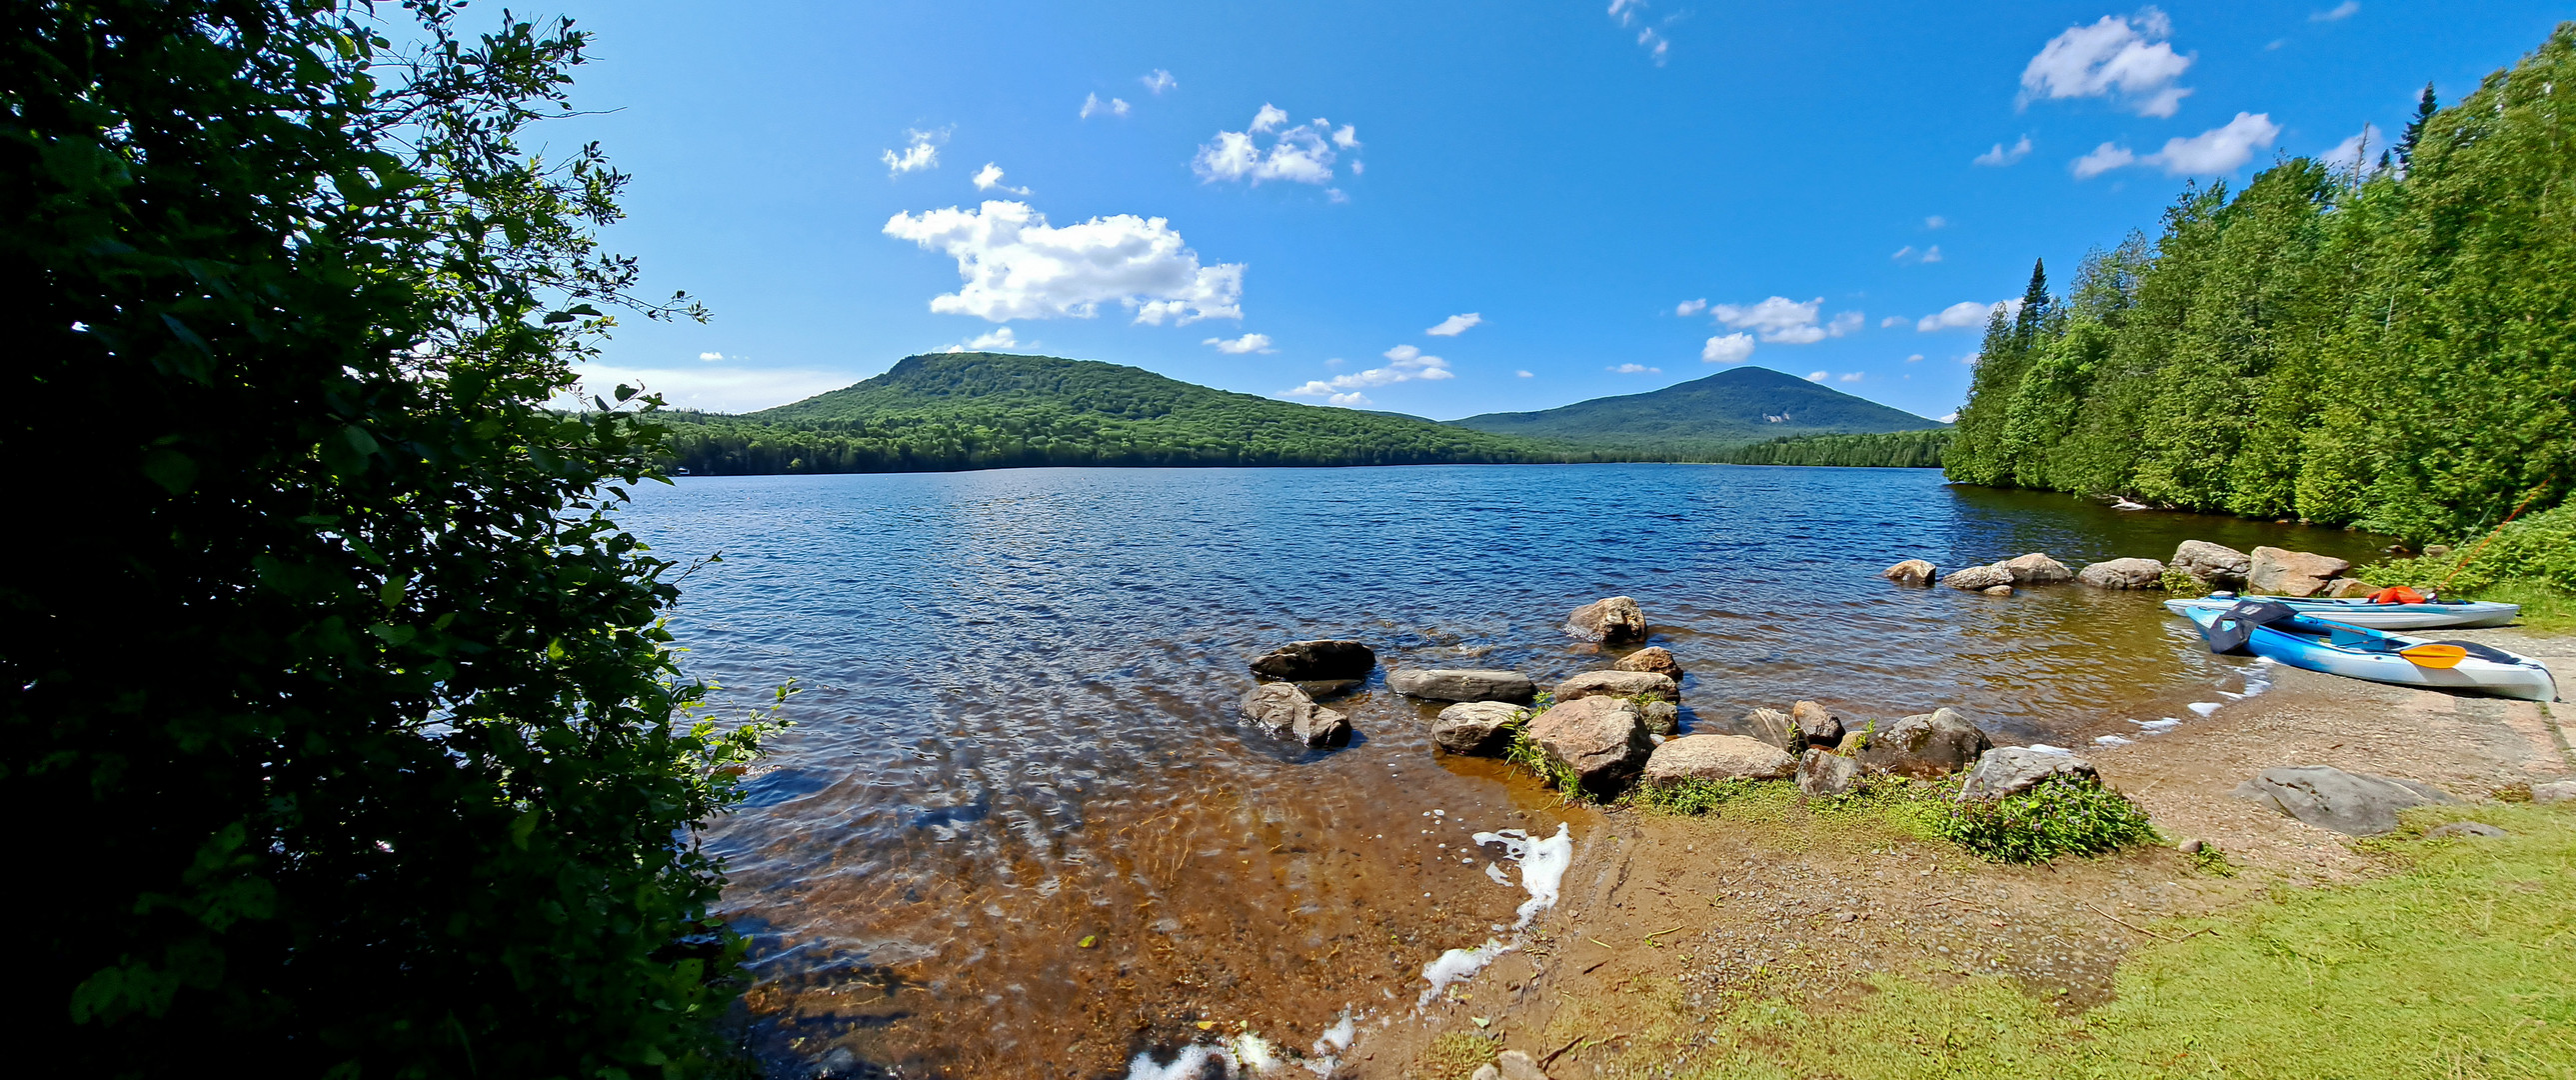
xmin=616 ymin=464 xmax=2388 ymax=1077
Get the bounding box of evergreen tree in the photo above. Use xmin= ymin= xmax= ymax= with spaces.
xmin=2012 ymin=259 xmax=2051 ymax=353
xmin=2398 ymin=82 xmax=2438 ymax=165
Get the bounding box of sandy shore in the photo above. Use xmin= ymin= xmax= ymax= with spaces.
xmin=1347 ymin=627 xmax=2572 ymax=1079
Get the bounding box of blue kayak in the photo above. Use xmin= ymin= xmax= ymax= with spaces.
xmin=2180 ymin=601 xmax=2556 ymax=702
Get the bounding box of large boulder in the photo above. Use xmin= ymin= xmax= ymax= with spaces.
xmin=1554 ymin=669 xmax=1680 ymax=703
xmin=1797 ymin=748 xmax=1861 ymax=797
xmin=1387 ymin=668 xmax=1536 ymax=703
xmin=1741 ymin=707 xmax=1798 ymax=751
xmin=1996 ymin=552 xmax=2074 ymax=585
xmin=1430 ymin=701 xmax=1525 ymax=756
xmin=1884 ymin=559 xmax=1937 ymax=586
xmin=2077 ymin=558 xmax=2166 ymax=590
xmin=1959 ymin=747 xmax=2099 ymax=800
xmin=2171 ymin=541 xmax=2251 ymax=586
xmin=1564 ymin=596 xmax=1649 ymax=643
xmin=1239 ymin=682 xmax=1351 ymax=747
xmin=1853 ymin=708 xmax=1994 ymax=778
xmin=1249 ymin=640 xmax=1375 ymax=682
xmin=2247 ymin=548 xmax=2352 ymax=598
xmin=1939 ymin=564 xmax=2012 ymax=591
xmin=1790 ymin=700 xmax=1844 ymax=747
xmin=2231 ymin=765 xmax=2455 ymax=836
xmin=1527 ymin=697 xmax=1653 ymax=790
xmin=1612 ymin=645 xmax=1683 ymax=678
xmin=1641 ymin=733 xmax=1797 ymax=785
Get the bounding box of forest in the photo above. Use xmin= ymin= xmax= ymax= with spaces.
xmin=1717 ymin=429 xmax=1952 ymax=468
xmin=1943 ymin=25 xmax=2575 ymax=546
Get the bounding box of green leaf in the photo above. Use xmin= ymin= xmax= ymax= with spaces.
xmin=140 ymin=448 xmax=198 ymax=494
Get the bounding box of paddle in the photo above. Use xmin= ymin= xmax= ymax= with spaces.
xmin=2397 ymin=643 xmax=2470 ymax=669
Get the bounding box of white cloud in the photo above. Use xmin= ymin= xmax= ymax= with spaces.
xmin=1282 ymin=344 xmax=1453 ymax=401
xmin=1608 ymin=0 xmax=1671 ymax=64
xmin=1710 ymin=296 xmax=1862 ymax=345
xmin=972 ymin=162 xmax=1031 ymax=195
xmin=1926 ymin=215 xmax=1947 ymax=229
xmin=1141 ymin=69 xmax=1178 ymax=94
xmin=1891 ymin=245 xmax=1915 ymax=260
xmin=1204 ymin=332 xmax=1276 ymax=354
xmin=1916 ymin=299 xmax=2022 ymax=332
xmin=2020 ymin=8 xmax=2194 ymax=118
xmin=1081 ymin=93 xmax=1132 ymax=119
xmin=883 ymin=200 xmax=1245 ymax=325
xmin=1906 ymin=353 xmax=1923 ymax=362
xmin=698 ymin=351 xmax=725 ymax=361
xmin=2071 ymin=141 xmax=2138 ymax=179
xmin=1922 ymin=245 xmax=1943 ymax=263
xmin=1880 ymin=315 xmax=1908 ymax=328
xmin=882 ymin=128 xmax=946 ymax=176
xmin=1675 ymin=298 xmax=1708 ymax=317
xmin=565 ymin=362 xmax=856 ymax=414
xmin=2321 ymin=123 xmax=2389 ymax=173
xmin=1608 ymin=363 xmax=1661 ymax=374
xmin=944 ymin=326 xmax=1025 ymax=352
xmin=2311 ymin=1 xmax=2359 ymax=22
xmin=2149 ymin=112 xmax=2280 ymax=174
xmin=1837 ymin=372 xmax=1864 ymax=383
xmin=1701 ymin=332 xmax=1755 ymax=363
xmin=1806 ymin=371 xmax=1828 ymax=382
xmin=1515 ymin=369 xmax=1534 ymax=378
xmin=1975 ymin=135 xmax=2033 ymax=166
xmin=1425 ymin=312 xmax=1482 ymax=337
xmin=1938 ymin=411 xmax=1961 ymax=423
xmin=1194 ymin=105 xmax=1353 ymax=187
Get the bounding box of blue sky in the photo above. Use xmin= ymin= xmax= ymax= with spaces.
xmin=552 ymin=1 xmax=2570 ymax=420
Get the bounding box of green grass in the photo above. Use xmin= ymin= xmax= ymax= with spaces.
xmin=1934 ymin=777 xmax=2162 ymax=864
xmin=1650 ymin=802 xmax=2576 ymax=1080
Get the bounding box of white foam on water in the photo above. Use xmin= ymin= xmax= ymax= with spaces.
xmin=1483 ymin=862 xmax=1510 ymax=886
xmin=2094 ymin=734 xmax=2133 ymax=746
xmin=1233 ymin=1033 xmax=1281 ymax=1072
xmin=2022 ymin=743 xmax=2074 ymax=755
xmin=1313 ymin=1012 xmax=1356 ymax=1054
xmin=1418 ymin=940 xmax=1513 ymax=1008
xmin=1126 ymin=1043 xmax=1233 ymax=1080
xmin=2132 ymin=718 xmax=2182 ymax=732
xmin=2187 ymin=702 xmax=2222 ymax=716
xmin=1471 ymin=822 xmax=1573 ymax=929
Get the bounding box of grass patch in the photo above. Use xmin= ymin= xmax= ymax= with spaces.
xmin=1627 ymin=802 xmax=2576 ymax=1080
xmin=1627 ymin=776 xmax=1770 ymax=816
xmin=1934 ymin=777 xmax=2160 ymax=863
xmin=2184 ymin=843 xmax=2238 ymax=877
xmin=1408 ymin=1030 xmax=1494 ymax=1080
xmin=2157 ymin=567 xmax=2211 ymax=596
xmin=1624 ymin=773 xmax=1951 ymax=857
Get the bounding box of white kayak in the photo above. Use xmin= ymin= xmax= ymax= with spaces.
xmin=2163 ymin=593 xmax=2519 ymax=630
xmin=2180 ymin=601 xmax=2557 ymax=702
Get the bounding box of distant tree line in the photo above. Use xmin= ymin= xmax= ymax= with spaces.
xmin=1944 ymin=27 xmax=2575 ymax=543
xmin=658 ymin=411 xmax=1596 ymax=473
xmin=1717 ymin=429 xmax=1951 ymax=468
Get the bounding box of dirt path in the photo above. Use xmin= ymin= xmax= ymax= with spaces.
xmin=1345 ymin=629 xmax=2571 ymax=1080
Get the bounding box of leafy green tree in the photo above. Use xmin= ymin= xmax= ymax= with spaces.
xmin=3 ymin=2 xmax=761 ymax=1075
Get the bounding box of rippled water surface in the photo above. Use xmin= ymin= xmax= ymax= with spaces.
xmin=620 ymin=464 xmax=2386 ymax=1077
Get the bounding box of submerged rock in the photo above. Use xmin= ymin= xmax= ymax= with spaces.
xmin=1612 ymin=645 xmax=1684 ymax=678
xmin=1431 ymin=700 xmax=1525 ymax=756
xmin=1554 ymin=668 xmax=1679 ymax=703
xmin=1981 ymin=584 xmax=2015 ymax=597
xmin=1642 ymin=733 xmax=1796 ymax=785
xmin=1789 ymin=700 xmax=1843 ymax=747
xmin=2230 ymin=765 xmax=2455 ymax=836
xmin=1884 ymin=559 xmax=1937 ymax=586
xmin=1996 ymin=552 xmax=2074 ymax=585
xmin=1296 ymin=679 xmax=1363 ymax=700
xmin=2077 ymin=557 xmax=2166 ymax=589
xmin=1249 ymin=639 xmax=1376 ymax=682
xmin=1528 ymin=696 xmax=1653 ymax=790
xmin=1940 ymin=564 xmax=2012 ymax=591
xmin=1239 ymin=682 xmax=1351 ymax=747
xmin=1959 ymin=746 xmax=2099 ymax=800
xmin=1387 ymin=668 xmax=1536 ymax=703
xmin=2247 ymin=547 xmax=2351 ymax=598
xmin=2171 ymin=540 xmax=2252 ymax=586
xmin=1797 ymin=748 xmax=1861 ymax=797
xmin=1564 ymin=595 xmax=1649 ymax=643
xmin=1854 ymin=708 xmax=1994 ymax=778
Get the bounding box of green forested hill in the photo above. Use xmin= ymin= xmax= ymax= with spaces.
xmin=1942 ymin=25 xmax=2576 ymax=543
xmin=1450 ymin=365 xmax=1944 ymax=453
xmin=1717 ymin=429 xmax=1952 ymax=468
xmin=659 ymin=352 xmax=1582 ymax=473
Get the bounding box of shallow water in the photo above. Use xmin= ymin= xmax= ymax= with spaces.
xmin=618 ymin=464 xmax=2386 ymax=1077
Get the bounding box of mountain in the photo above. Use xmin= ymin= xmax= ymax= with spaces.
xmin=659 ymin=352 xmax=1578 ymax=474
xmin=1449 ymin=366 xmax=1945 ymax=451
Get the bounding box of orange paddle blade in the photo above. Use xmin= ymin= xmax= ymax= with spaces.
xmin=2398 ymin=643 xmax=2469 ymax=669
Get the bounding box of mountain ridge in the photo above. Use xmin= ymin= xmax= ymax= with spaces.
xmin=1448 ymin=365 xmax=1944 ymax=449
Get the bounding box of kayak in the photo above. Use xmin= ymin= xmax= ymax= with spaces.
xmin=2179 ymin=601 xmax=2557 ymax=702
xmin=2163 ymin=593 xmax=2519 ymax=630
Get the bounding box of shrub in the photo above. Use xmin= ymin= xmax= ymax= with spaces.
xmin=1936 ymin=778 xmax=2161 ymax=863
xmin=2361 ymin=503 xmax=2576 ymax=596
xmin=1629 ymin=777 xmax=1772 ymax=815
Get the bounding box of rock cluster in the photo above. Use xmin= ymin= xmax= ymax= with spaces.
xmin=1239 ymin=682 xmax=1351 ymax=747
xmin=1564 ymin=595 xmax=1648 ymax=643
